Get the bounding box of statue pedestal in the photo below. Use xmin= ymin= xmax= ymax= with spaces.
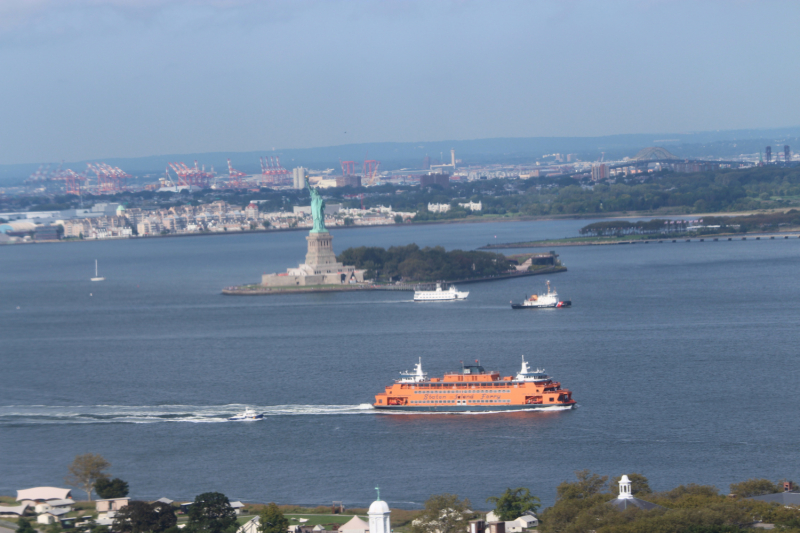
xmin=305 ymin=231 xmax=338 ymax=270
xmin=261 ymin=230 xmax=365 ymax=287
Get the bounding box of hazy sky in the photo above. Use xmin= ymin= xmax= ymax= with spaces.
xmin=0 ymin=0 xmax=798 ymax=165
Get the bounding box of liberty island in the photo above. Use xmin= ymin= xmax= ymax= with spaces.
xmin=258 ymin=178 xmax=365 ymax=288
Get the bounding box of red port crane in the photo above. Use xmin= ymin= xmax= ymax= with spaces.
xmin=363 ymin=159 xmax=380 ymax=186
xmin=226 ymin=158 xmax=248 ymax=189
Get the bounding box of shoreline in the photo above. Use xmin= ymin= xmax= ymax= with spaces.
xmin=16 ymin=207 xmax=797 ymax=246
xmin=481 ymin=231 xmax=800 ymax=249
xmin=222 ymin=266 xmax=567 ymax=295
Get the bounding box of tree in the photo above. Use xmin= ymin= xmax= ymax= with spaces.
xmin=95 ymin=477 xmax=129 ymax=499
xmin=66 ymin=453 xmax=111 ymax=500
xmin=394 ymin=215 xmax=403 ymax=224
xmin=486 ymin=488 xmax=541 ymax=521
xmin=185 ymin=492 xmax=237 ymax=533
xmin=16 ymin=519 xmax=35 ymax=533
xmin=262 ymin=221 xmax=271 ymax=229
xmin=555 ymin=470 xmax=608 ymax=501
xmin=610 ymin=473 xmax=652 ymax=496
xmin=113 ymin=501 xmax=176 ymax=533
xmin=729 ymin=478 xmax=781 ymax=498
xmin=410 ymin=493 xmax=473 ymax=533
xmin=257 ymin=503 xmax=289 ymax=533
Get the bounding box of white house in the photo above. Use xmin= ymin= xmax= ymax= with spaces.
xmin=505 ymin=515 xmax=538 ymax=532
xmin=485 ymin=511 xmax=538 ymax=532
xmin=35 ymin=499 xmax=74 ymax=514
xmin=230 ymin=501 xmax=245 ymax=515
xmin=96 ymin=498 xmax=130 ymax=513
xmin=37 ymin=508 xmax=70 ymax=525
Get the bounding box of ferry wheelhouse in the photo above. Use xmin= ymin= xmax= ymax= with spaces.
xmin=373 ymin=357 xmax=576 ymax=412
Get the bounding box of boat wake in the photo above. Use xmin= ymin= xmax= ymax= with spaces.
xmin=0 ymin=404 xmax=376 ymax=425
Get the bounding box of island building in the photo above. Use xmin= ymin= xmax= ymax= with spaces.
xmin=261 ymin=179 xmax=364 ymax=287
xmin=607 ymin=475 xmax=664 ymax=511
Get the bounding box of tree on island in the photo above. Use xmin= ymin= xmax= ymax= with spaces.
xmin=113 ymin=501 xmax=177 ymax=533
xmin=95 ymin=477 xmax=130 ymax=499
xmin=185 ymin=492 xmax=238 ymax=533
xmin=555 ymin=470 xmax=608 ymax=501
xmin=410 ymin=493 xmax=473 ymax=533
xmin=486 ymin=487 xmax=541 ymax=521
xmin=66 ymin=453 xmax=111 ymax=500
xmin=257 ymin=503 xmax=289 ymax=533
xmin=729 ymin=478 xmax=795 ymax=498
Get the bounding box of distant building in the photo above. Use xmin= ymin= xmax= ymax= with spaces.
xmin=292 ymin=167 xmax=307 ymax=189
xmin=34 ymin=224 xmax=60 ymax=241
xmin=422 ymin=155 xmax=431 ymax=170
xmin=427 ymin=203 xmax=450 ymax=213
xmin=420 ymin=173 xmax=450 ymax=188
xmin=766 ymin=146 xmax=772 ymax=163
xmin=336 ymin=175 xmax=362 ymax=188
xmin=785 ymin=145 xmax=792 ymax=163
xmin=245 ymin=203 xmax=259 ymax=220
xmin=458 ymin=201 xmax=482 ymax=211
xmin=591 ymin=164 xmax=609 ymax=181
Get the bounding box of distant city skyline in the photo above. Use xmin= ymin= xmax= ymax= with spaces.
xmin=0 ymin=0 xmax=798 ymax=165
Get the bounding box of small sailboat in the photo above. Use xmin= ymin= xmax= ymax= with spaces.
xmin=91 ymin=260 xmax=105 ymax=282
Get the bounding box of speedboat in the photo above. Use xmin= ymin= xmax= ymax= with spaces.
xmin=228 ymin=407 xmax=264 ymax=421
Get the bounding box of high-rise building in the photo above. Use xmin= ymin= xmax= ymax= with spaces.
xmin=422 ymin=156 xmax=431 ymax=170
xmin=765 ymin=146 xmax=772 ymax=163
xmin=591 ymin=163 xmax=609 ymax=181
xmin=292 ymin=167 xmax=306 ymax=189
xmin=785 ymin=145 xmax=791 ymax=163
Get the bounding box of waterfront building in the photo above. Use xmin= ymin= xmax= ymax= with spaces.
xmin=428 ymin=202 xmax=450 ymax=213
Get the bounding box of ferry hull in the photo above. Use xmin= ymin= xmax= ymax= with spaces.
xmin=374 ymin=403 xmax=575 ymax=412
xmin=511 ymin=300 xmax=571 ymax=309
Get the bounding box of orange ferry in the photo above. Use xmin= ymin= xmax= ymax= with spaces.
xmin=373 ymin=357 xmax=576 ymax=412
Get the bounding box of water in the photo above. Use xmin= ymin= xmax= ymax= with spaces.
xmin=1 ymin=221 xmax=799 ymax=508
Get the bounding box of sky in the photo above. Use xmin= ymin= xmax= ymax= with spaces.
xmin=0 ymin=0 xmax=798 ymax=165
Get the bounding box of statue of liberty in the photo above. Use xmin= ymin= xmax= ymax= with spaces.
xmin=306 ymin=177 xmax=326 ymax=233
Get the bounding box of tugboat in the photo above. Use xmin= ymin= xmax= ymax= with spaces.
xmin=373 ymin=356 xmax=576 ymax=412
xmin=414 ymin=282 xmax=469 ymax=302
xmin=511 ymin=280 xmax=570 ymax=309
xmin=228 ymin=407 xmax=264 ymax=421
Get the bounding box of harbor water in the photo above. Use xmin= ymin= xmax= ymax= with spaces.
xmin=1 ymin=219 xmax=799 ymax=508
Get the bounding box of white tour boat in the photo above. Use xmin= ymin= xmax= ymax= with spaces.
xmin=414 ymin=282 xmax=469 ymax=302
xmin=228 ymin=407 xmax=264 ymax=421
xmin=511 ymin=280 xmax=570 ymax=309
